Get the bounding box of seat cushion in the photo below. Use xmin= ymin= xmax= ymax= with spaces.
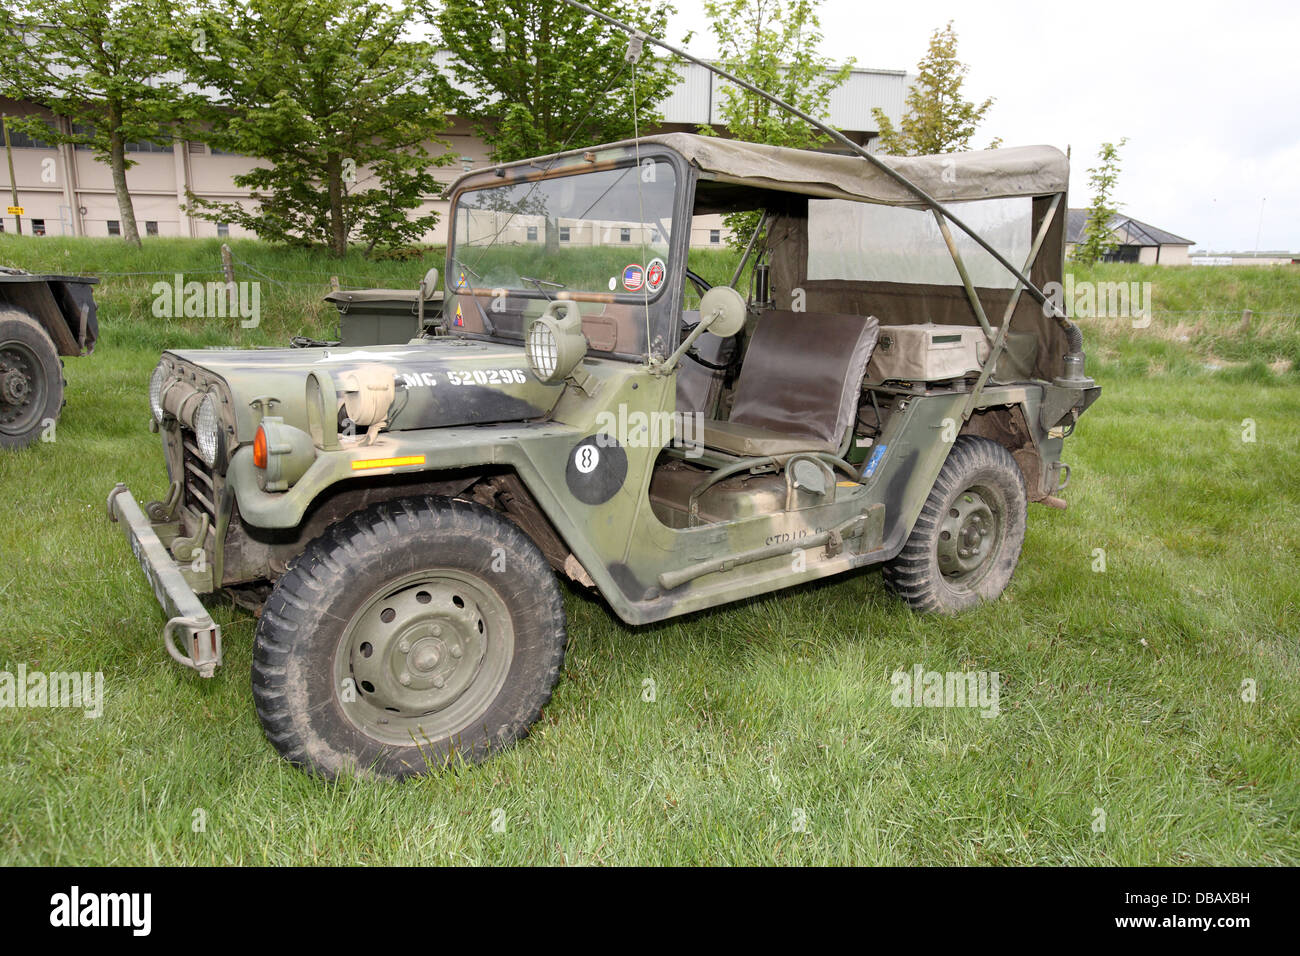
xmin=697 ymin=419 xmax=835 ymax=458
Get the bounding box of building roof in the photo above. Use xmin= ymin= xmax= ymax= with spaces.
xmin=458 ymin=133 xmax=1071 ymax=207
xmin=431 ymin=52 xmax=909 ymax=136
xmin=1066 ymin=209 xmax=1194 ymax=246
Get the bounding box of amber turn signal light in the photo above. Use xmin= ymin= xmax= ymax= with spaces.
xmin=253 ymin=425 xmax=268 ymax=469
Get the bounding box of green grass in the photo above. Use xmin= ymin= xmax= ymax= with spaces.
xmin=0 ymin=237 xmax=1297 ymax=864
xmin=1068 ymin=261 xmax=1300 ymax=375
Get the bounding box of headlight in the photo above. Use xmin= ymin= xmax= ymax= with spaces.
xmin=525 ymin=301 xmax=586 ymax=384
xmin=526 ymin=321 xmax=558 ymax=380
xmin=194 ymin=393 xmax=220 ymax=466
xmin=149 ymin=364 xmax=167 ymax=422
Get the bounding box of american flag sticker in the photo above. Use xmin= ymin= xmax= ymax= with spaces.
xmin=622 ymin=264 xmax=644 ymax=291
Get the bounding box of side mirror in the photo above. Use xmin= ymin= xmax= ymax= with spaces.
xmin=697 ymin=286 xmax=746 ymax=338
xmin=420 ymin=267 xmax=440 ymax=298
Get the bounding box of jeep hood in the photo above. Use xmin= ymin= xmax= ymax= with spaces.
xmin=168 ymin=338 xmax=564 ymax=442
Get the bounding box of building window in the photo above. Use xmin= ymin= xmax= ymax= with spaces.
xmin=710 ymin=229 xmax=721 ymax=244
xmin=526 ymin=225 xmax=538 ymax=242
xmin=216 ymin=223 xmax=230 ymax=238
xmin=6 ymin=128 xmax=51 ymax=149
xmin=71 ymin=123 xmax=171 ymax=152
xmin=107 ymin=220 xmax=120 ymax=236
xmin=559 ymin=226 xmax=570 ymax=242
xmin=620 ymin=227 xmax=631 ymax=243
xmin=125 ymin=139 xmax=172 ymax=153
xmin=31 ymin=219 xmax=46 ymax=236
xmin=145 ymin=221 xmax=158 ymax=236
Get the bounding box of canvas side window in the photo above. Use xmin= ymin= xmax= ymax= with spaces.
xmin=807 ymin=197 xmax=1032 ymax=289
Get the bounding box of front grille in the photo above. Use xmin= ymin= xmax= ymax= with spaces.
xmin=180 ymin=426 xmax=217 ymax=525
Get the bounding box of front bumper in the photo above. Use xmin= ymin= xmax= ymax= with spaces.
xmin=107 ymin=483 xmax=223 ymax=678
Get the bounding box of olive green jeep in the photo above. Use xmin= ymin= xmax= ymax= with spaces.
xmin=108 ymin=134 xmax=1098 ymax=779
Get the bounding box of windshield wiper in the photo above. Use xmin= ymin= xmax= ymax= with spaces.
xmin=520 ymin=276 xmax=567 ymax=301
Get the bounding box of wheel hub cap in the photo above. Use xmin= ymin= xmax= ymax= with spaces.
xmin=1 ymin=366 xmax=30 ymax=404
xmin=333 ymin=570 xmax=514 ymax=747
xmin=0 ymin=344 xmax=42 ymax=431
xmin=350 ymin=583 xmax=487 ymax=715
xmin=937 ymin=490 xmax=998 ymax=581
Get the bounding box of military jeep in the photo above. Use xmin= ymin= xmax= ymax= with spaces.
xmin=108 ymin=134 xmax=1098 ymax=779
xmin=0 ymin=266 xmax=99 ymax=449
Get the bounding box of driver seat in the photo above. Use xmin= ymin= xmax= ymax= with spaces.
xmin=696 ymin=310 xmax=880 ymax=458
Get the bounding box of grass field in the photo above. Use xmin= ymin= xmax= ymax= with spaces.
xmin=0 ymin=236 xmax=1297 ymax=865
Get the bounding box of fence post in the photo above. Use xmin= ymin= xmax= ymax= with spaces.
xmin=220 ymin=243 xmax=236 ymax=311
xmin=330 ymin=275 xmax=340 ymax=292
xmin=1241 ymin=308 xmax=1252 ymax=332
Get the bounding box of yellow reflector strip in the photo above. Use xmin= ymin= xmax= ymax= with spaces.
xmin=351 ymin=455 xmax=426 ymax=471
xmin=836 ymin=481 xmax=860 ymax=487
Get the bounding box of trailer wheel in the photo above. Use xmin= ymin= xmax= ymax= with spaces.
xmin=0 ymin=309 xmax=64 ymax=450
xmin=882 ymin=436 xmax=1027 ymax=614
xmin=251 ymin=496 xmax=567 ymax=779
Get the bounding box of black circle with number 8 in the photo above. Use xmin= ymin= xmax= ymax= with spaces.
xmin=565 ymin=434 xmax=628 ymax=505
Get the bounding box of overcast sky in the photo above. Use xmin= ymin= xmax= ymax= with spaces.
xmin=663 ymin=0 xmax=1300 ymax=252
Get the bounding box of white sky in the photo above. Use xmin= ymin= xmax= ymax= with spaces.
xmin=664 ymin=0 xmax=1300 ymax=252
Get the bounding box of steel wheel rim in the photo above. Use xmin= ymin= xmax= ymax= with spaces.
xmin=333 ymin=569 xmax=514 ymax=747
xmin=936 ymin=485 xmax=1003 ymax=588
xmin=0 ymin=340 xmax=45 ymax=435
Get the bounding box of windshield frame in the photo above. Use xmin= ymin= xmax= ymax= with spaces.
xmin=444 ymin=145 xmax=694 ymax=363
xmin=448 ymin=149 xmax=687 ymax=306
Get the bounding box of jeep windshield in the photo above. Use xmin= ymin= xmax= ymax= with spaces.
xmin=451 ymin=160 xmax=677 ymax=299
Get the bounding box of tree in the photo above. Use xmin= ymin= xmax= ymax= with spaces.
xmin=176 ymin=0 xmax=451 ymax=257
xmin=431 ymin=0 xmax=680 ymax=164
xmin=0 ymin=0 xmax=187 ymax=245
xmin=1072 ymin=138 xmax=1128 ymax=265
xmin=703 ymin=0 xmax=852 ymax=150
xmin=701 ymin=0 xmax=852 ymax=248
xmin=872 ymin=21 xmax=998 ymax=156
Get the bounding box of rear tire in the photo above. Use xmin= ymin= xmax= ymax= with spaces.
xmin=251 ymin=496 xmax=567 ymax=779
xmin=0 ymin=310 xmax=64 ymax=450
xmin=882 ymin=436 xmax=1027 ymax=614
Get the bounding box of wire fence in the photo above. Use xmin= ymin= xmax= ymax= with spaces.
xmin=54 ymin=254 xmax=1300 ymax=321
xmin=65 ymin=246 xmax=430 ymax=293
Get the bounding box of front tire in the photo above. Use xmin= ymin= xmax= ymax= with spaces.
xmin=0 ymin=310 xmax=64 ymax=450
xmin=251 ymin=496 xmax=567 ymax=779
xmin=882 ymin=436 xmax=1027 ymax=614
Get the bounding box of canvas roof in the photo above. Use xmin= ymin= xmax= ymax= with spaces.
xmin=464 ymin=133 xmax=1069 ymax=207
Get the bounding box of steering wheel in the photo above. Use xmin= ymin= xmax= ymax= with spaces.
xmin=685 ymin=269 xmax=712 ymax=298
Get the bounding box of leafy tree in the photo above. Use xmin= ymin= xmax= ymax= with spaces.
xmin=0 ymin=0 xmax=187 ymax=245
xmin=176 ymin=0 xmax=451 ymax=257
xmin=703 ymin=0 xmax=851 ymax=150
xmin=872 ymin=21 xmax=999 ymax=155
xmin=701 ymin=0 xmax=852 ymax=248
xmin=1072 ymin=138 xmax=1128 ymax=265
xmin=431 ymin=0 xmax=680 ymax=164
